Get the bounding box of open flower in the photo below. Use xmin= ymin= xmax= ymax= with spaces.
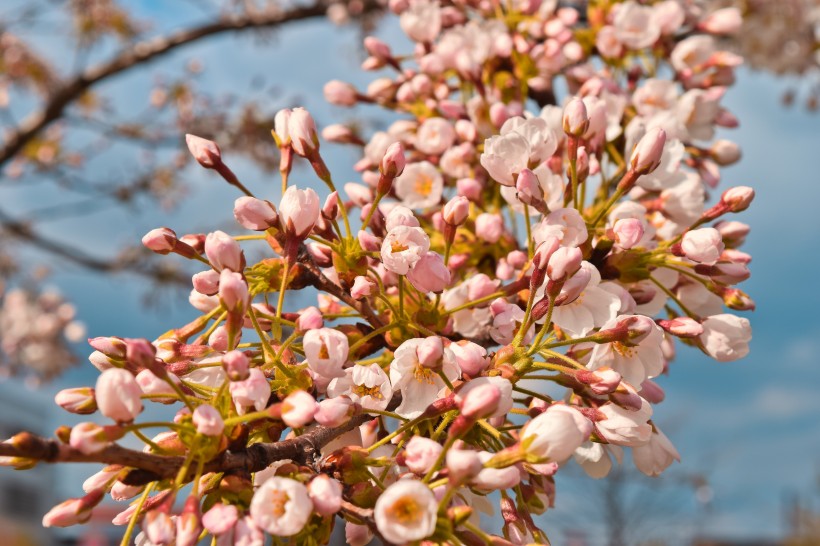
xmin=394 ymin=161 xmax=444 ymax=209
xmin=381 ymin=225 xmax=430 ymax=275
xmin=249 ymin=477 xmax=313 ymax=537
xmin=303 ymin=328 xmax=349 ymax=379
xmin=390 ymin=338 xmax=460 ymax=418
xmin=327 ymin=363 xmax=393 ymax=412
xmin=374 ymin=480 xmax=437 ymax=544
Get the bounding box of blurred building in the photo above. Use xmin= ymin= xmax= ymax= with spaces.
xmin=0 ymin=380 xmax=57 ymax=545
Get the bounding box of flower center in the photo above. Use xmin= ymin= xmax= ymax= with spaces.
xmin=612 ymin=342 xmax=635 ymax=358
xmin=413 ymin=364 xmax=436 ymax=384
xmin=391 ymin=240 xmax=409 ymax=253
xmin=352 ymin=383 xmax=384 ymax=400
xmin=387 ymin=496 xmax=422 ymax=525
xmin=414 ymin=175 xmax=433 ymax=196
xmin=318 ymin=342 xmax=330 ymax=360
xmin=270 ymin=489 xmax=290 ymax=518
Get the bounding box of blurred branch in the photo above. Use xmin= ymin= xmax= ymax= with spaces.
xmin=0 ymin=0 xmax=381 ymax=171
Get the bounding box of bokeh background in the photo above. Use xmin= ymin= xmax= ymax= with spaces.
xmin=0 ymin=1 xmax=818 ymax=545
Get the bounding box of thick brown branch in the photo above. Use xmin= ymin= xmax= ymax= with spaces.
xmin=0 ymin=411 xmax=374 ymax=486
xmin=0 ymin=0 xmax=380 ymax=170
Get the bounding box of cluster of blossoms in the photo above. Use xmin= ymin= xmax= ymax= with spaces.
xmin=3 ymin=1 xmax=755 ymax=544
xmin=0 ymin=283 xmax=85 ymax=382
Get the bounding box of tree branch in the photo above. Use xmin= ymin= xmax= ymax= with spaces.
xmin=0 ymin=0 xmax=381 ymax=171
xmin=0 ymin=411 xmax=374 ymax=486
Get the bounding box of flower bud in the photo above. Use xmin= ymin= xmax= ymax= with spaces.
xmin=575 ymin=367 xmax=621 ymax=394
xmin=296 ymin=306 xmax=324 ymax=331
xmin=234 ymin=196 xmax=278 ymax=231
xmin=402 ymin=436 xmax=443 ymax=475
xmin=630 ymin=127 xmax=666 ymax=175
xmin=710 ymin=140 xmax=741 ymax=166
xmin=273 ymin=108 xmax=292 ymax=146
xmin=55 ymin=387 xmax=97 ymax=415
xmin=446 ymin=446 xmax=483 ymax=483
xmin=720 ymin=186 xmax=754 ymax=213
xmin=185 ymin=134 xmax=222 ymax=169
xmin=612 ymin=218 xmax=644 ymax=249
xmin=96 ymin=368 xmax=143 ymax=423
xmin=379 ymin=141 xmax=406 ymax=182
xmin=222 ymin=350 xmax=250 ymax=381
xmin=218 ymin=269 xmax=249 ymax=313
xmin=69 ymin=422 xmax=120 ymax=454
xmin=450 ymin=341 xmax=488 ymax=376
xmin=547 ymin=246 xmax=583 ymax=282
xmin=458 ymin=381 xmax=501 ymax=420
xmin=191 ymin=269 xmax=220 ymax=296
xmin=324 ymin=80 xmax=358 ymax=106
xmin=142 ymin=227 xmax=177 ymax=254
xmin=42 ymin=489 xmax=104 ymax=528
xmin=308 ymin=475 xmax=343 ymax=516
xmin=288 ymin=107 xmax=320 ymax=157
xmin=657 ymin=317 xmax=704 ymax=338
xmin=281 ymin=390 xmax=318 ymax=428
xmin=176 ymin=497 xmax=202 ymax=546
xmin=515 ymin=168 xmax=544 ymax=208
xmin=351 ymin=276 xmax=377 ymax=299
xmin=681 ymin=227 xmax=724 ymax=265
xmin=315 ymin=396 xmax=356 ymax=427
xmin=204 ymin=230 xmax=243 ymax=272
xmin=407 ymin=251 xmax=450 ymax=293
xmin=193 ymin=404 xmax=225 ymax=436
xmin=562 ymin=97 xmax=589 ymax=137
xmin=416 ymin=336 xmax=444 ymax=369
xmin=443 ymin=195 xmax=470 ymax=226
xmin=280 ymin=186 xmax=321 ymax=240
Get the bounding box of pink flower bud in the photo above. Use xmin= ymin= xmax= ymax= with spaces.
xmin=308 ymin=475 xmax=344 ymax=516
xmin=88 ymin=336 xmax=127 ymax=359
xmin=281 ymin=390 xmax=318 ymax=428
xmin=218 ymin=269 xmax=249 ymax=313
xmin=296 ymin=306 xmax=324 ymax=331
xmin=459 ymin=381 xmax=501 ymax=419
xmin=96 ymin=368 xmax=143 ymax=423
xmin=457 ymin=177 xmax=482 ymax=201
xmin=42 ymin=489 xmax=104 ymax=528
xmin=562 ymin=97 xmax=589 ymax=136
xmin=657 ymin=317 xmax=703 ymax=338
xmin=142 ymin=227 xmax=177 ymax=254
xmin=203 ymin=502 xmax=238 ymax=536
xmin=357 ymin=230 xmax=381 ymax=252
xmin=346 ymin=522 xmax=373 ymax=546
xmin=547 ymin=246 xmax=583 ymax=282
xmin=380 ymin=141 xmax=406 ymax=180
xmin=681 ymin=227 xmax=724 ymax=265
xmin=467 ymin=273 xmax=498 ymax=301
xmin=322 ymin=124 xmax=357 ymax=144
xmin=407 ymin=251 xmax=450 ymax=293
xmin=450 ymin=341 xmax=488 ymax=376
xmin=234 ymin=196 xmax=278 ymax=231
xmin=446 ymin=447 xmax=482 ymax=483
xmin=351 ymin=275 xmax=377 ymax=299
xmin=443 ymin=196 xmax=470 ymax=226
xmin=475 ymin=213 xmax=504 ymax=243
xmin=576 ymin=367 xmax=622 ymax=395
xmin=552 ymin=266 xmax=591 ymax=307
xmin=402 ymin=436 xmax=443 ymax=475
xmin=204 ymin=230 xmax=243 ymax=272
xmin=315 ymin=396 xmax=356 ymax=427
xmin=515 ymin=168 xmax=544 ymax=207
xmin=185 ymin=134 xmax=222 ymax=169
xmin=416 ymin=336 xmax=444 ymax=369
xmin=288 ymin=107 xmax=320 ymax=157
xmin=490 ymin=102 xmax=510 ymax=127
xmin=699 ymin=7 xmax=742 ymax=35
xmin=364 ymin=36 xmax=392 ymax=60
xmin=176 ymin=497 xmax=202 ymax=546
xmin=710 ymin=140 xmax=741 ymax=166
xmin=640 ymin=379 xmax=666 ymax=404
xmin=125 ymin=338 xmax=157 ymax=371
xmin=273 ymin=108 xmax=292 ymax=146
xmin=280 ymin=186 xmax=321 ymax=240
xmin=193 ymin=404 xmax=225 ymax=436
xmin=630 ymin=127 xmax=666 ymax=175
xmin=69 ymin=422 xmax=117 ymax=454
xmin=612 ymin=218 xmax=644 ymax=249
xmin=192 ymin=269 xmax=220 ymax=296
xmin=55 ymin=387 xmax=97 ymax=415
xmin=720 ymin=186 xmax=754 ymax=213
xmin=324 ymin=80 xmax=358 ymax=106
xmin=222 ymin=350 xmax=250 ymax=381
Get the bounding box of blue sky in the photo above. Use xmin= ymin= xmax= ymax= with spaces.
xmin=2 ymin=2 xmax=819 ymax=543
